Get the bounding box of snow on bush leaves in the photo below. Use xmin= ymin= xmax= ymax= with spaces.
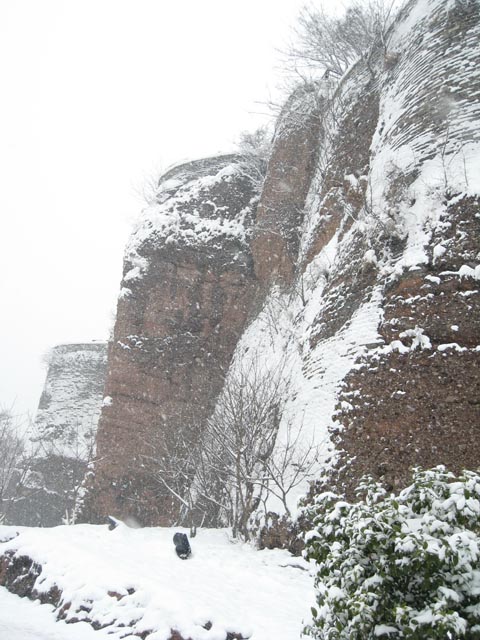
xmin=303 ymin=466 xmax=480 ymax=639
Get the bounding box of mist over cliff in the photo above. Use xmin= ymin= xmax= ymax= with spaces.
xmin=6 ymin=343 xmax=106 ymax=526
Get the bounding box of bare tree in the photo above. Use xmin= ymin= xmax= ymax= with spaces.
xmin=285 ymin=0 xmax=398 ymax=80
xmin=194 ymin=357 xmax=285 ymax=539
xmin=254 ymin=420 xmax=320 ymax=518
xmin=143 ymin=354 xmax=322 ymax=541
xmin=142 ymin=357 xmax=287 ymax=539
xmin=142 ymin=420 xmax=202 ymax=535
xmin=0 ymin=410 xmax=29 ymax=523
xmin=59 ymin=424 xmax=97 ymax=525
xmin=28 ymin=419 xmax=97 ymax=525
xmin=236 ymin=126 xmax=273 ymax=191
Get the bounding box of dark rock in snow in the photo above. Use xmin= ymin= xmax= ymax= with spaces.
xmin=107 ymin=515 xmax=122 ymax=530
xmin=173 ymin=532 xmax=191 ymax=559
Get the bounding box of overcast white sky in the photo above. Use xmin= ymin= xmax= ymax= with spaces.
xmin=0 ymin=0 xmax=311 ymax=419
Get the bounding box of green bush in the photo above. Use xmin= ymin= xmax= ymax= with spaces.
xmin=303 ymin=466 xmax=480 ymax=639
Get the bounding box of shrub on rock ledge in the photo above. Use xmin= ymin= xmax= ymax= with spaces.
xmin=303 ymin=466 xmax=480 ymax=639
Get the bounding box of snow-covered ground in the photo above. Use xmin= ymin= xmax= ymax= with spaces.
xmin=0 ymin=587 xmax=101 ymax=640
xmin=0 ymin=524 xmax=314 ymax=640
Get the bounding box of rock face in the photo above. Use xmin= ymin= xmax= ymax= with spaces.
xmin=86 ymin=0 xmax=480 ymax=531
xmin=251 ymin=83 xmax=322 ymax=285
xmin=7 ymin=343 xmax=107 ymax=526
xmin=325 ymin=0 xmax=480 ymax=497
xmin=85 ymin=155 xmax=260 ymax=525
xmin=206 ymin=0 xmax=480 ymax=518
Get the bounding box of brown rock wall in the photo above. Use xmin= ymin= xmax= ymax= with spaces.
xmin=84 ymin=156 xmax=259 ymax=525
xmin=298 ymin=0 xmax=480 ymax=502
xmin=85 ymin=0 xmax=480 ymax=531
xmin=332 ymin=194 xmax=480 ymax=498
xmin=251 ymin=84 xmax=322 ymax=284
xmin=304 ymin=78 xmax=380 ymax=266
xmin=334 ymin=347 xmax=480 ymax=498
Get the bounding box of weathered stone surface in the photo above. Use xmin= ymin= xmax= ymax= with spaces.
xmin=0 ymin=552 xmax=42 ymax=597
xmin=320 ymin=0 xmax=480 ymax=497
xmin=304 ymin=78 xmax=380 ymax=268
xmin=85 ymin=155 xmax=260 ymax=525
xmin=251 ymin=84 xmax=322 ymax=285
xmin=226 ymin=0 xmax=480 ymax=535
xmin=332 ymin=199 xmax=480 ymax=498
xmin=34 ymin=343 xmax=107 ymax=453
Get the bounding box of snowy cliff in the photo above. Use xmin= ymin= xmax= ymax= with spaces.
xmin=242 ymin=0 xmax=480 ymax=525
xmin=84 ymin=155 xmax=260 ymax=525
xmin=7 ymin=343 xmax=107 ymax=526
xmin=34 ymin=343 xmax=107 ymax=458
xmin=86 ymin=0 xmax=479 ymax=540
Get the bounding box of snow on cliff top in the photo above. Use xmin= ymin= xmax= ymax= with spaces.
xmin=124 ymin=156 xmax=256 ymax=285
xmin=0 ymin=524 xmax=313 ymax=640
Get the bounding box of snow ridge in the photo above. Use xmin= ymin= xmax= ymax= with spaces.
xmin=0 ymin=525 xmax=313 ymax=640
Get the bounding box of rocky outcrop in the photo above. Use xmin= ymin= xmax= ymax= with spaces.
xmin=251 ymin=83 xmax=323 ymax=284
xmin=85 ymin=0 xmax=479 ymax=531
xmin=333 ymin=193 xmax=480 ymax=497
xmin=85 ymin=156 xmax=260 ymax=525
xmin=325 ymin=0 xmax=480 ymax=497
xmin=34 ymin=343 xmax=107 ymax=453
xmin=219 ymin=0 xmax=480 ymax=519
xmin=6 ymin=343 xmax=107 ymax=526
xmin=0 ymin=551 xmax=249 ymax=639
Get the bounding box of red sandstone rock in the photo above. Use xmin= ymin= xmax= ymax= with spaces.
xmin=84 ymin=0 xmax=480 ymax=533
xmin=85 ymin=156 xmax=260 ymax=525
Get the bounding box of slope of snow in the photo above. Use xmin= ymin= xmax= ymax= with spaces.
xmin=229 ymin=267 xmax=383 ymax=519
xmin=0 ymin=587 xmax=100 ymax=640
xmin=0 ymin=524 xmax=314 ymax=640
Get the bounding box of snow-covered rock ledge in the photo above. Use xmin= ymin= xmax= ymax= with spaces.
xmin=0 ymin=524 xmax=313 ymax=640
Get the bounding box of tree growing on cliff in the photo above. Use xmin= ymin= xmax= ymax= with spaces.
xmin=254 ymin=419 xmax=321 ymax=518
xmin=142 ymin=419 xmax=202 ymax=534
xmin=303 ymin=466 xmax=480 ymax=639
xmin=144 ymin=353 xmax=320 ymax=540
xmin=285 ymin=0 xmax=398 ymax=80
xmin=145 ymin=357 xmax=288 ymax=538
xmin=194 ymin=356 xmax=321 ymax=540
xmin=236 ymin=126 xmax=272 ymax=191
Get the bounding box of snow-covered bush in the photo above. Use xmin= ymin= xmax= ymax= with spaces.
xmin=303 ymin=466 xmax=480 ymax=639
